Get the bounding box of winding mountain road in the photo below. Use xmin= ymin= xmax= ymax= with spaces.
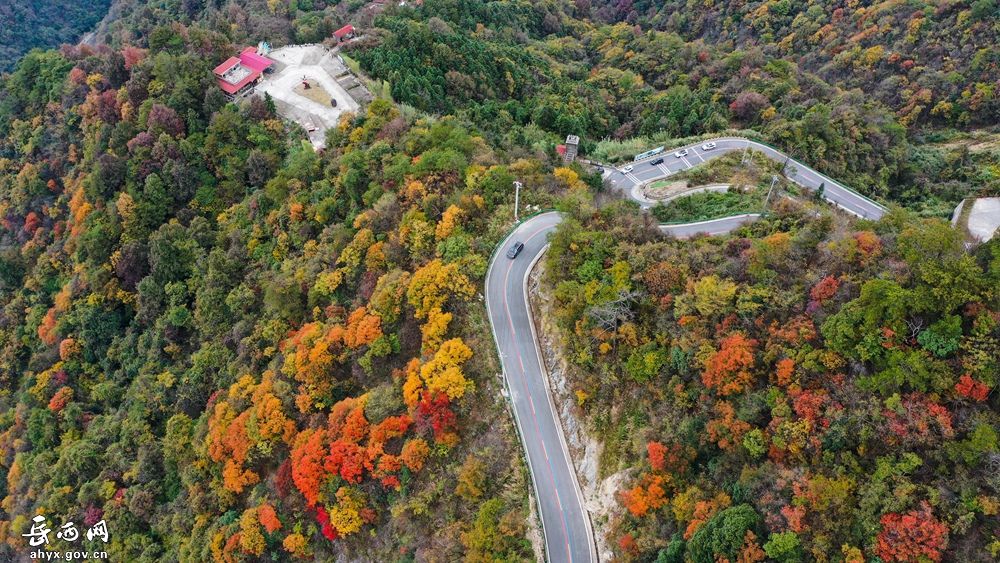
xmin=607 ymin=137 xmax=887 ymax=220
xmin=486 ymin=137 xmax=886 ymax=563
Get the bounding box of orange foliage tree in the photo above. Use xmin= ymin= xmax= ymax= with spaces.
xmin=207 ymin=373 xmax=296 ymax=493
xmin=621 ymin=473 xmax=669 ymax=517
xmin=290 ymin=427 xmax=328 ymax=507
xmin=281 ymin=322 xmax=346 ymax=412
xmin=705 ymin=400 xmax=752 ymax=451
xmin=400 ymin=438 xmax=430 ymax=472
xmin=703 ymin=334 xmax=758 ymax=395
xmin=876 ymin=502 xmax=949 ymax=562
xmin=258 ymin=503 xmax=281 ymax=534
xmin=343 ymin=306 xmax=383 ymax=349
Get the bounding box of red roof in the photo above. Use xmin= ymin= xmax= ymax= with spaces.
xmin=217 ymin=69 xmax=261 ymax=95
xmin=213 ymin=57 xmax=240 ymax=75
xmin=556 ymin=145 xmax=567 ymax=155
xmin=214 ymin=48 xmax=274 ymax=95
xmin=334 ymin=24 xmax=355 ymax=39
xmin=239 ymin=47 xmax=274 ymax=72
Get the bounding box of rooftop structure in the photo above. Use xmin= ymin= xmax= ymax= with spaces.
xmin=564 ymin=134 xmax=580 ymax=163
xmin=213 ymin=47 xmax=275 ymax=97
xmin=333 ymin=25 xmax=355 ymax=42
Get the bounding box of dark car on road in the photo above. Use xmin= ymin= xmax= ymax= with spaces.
xmin=506 ymin=241 xmax=525 ymax=259
xmin=650 ymin=158 xmax=664 ymax=165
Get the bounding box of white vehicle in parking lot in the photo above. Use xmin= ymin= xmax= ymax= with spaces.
xmin=702 ymin=142 xmax=717 ymax=151
xmin=622 ymin=165 xmax=633 ymax=173
xmin=674 ymin=149 xmax=689 ymax=158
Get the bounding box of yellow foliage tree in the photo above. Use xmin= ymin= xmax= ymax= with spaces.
xmin=435 ymin=204 xmax=465 ymax=241
xmin=402 ymin=359 xmax=424 ymax=408
xmin=328 ymin=486 xmax=365 ymax=535
xmin=420 ymin=338 xmax=474 ymax=400
xmin=399 ymin=210 xmax=436 ymax=258
xmin=369 ymin=270 xmax=411 ymax=325
xmin=691 ymin=275 xmax=739 ymax=317
xmin=455 ymin=454 xmax=486 ymax=500
xmin=407 ymin=259 xmax=474 ymax=320
xmin=239 ymin=508 xmax=266 ymax=556
xmin=554 ymin=167 xmax=588 ymax=191
xmin=282 ymin=533 xmax=309 ymax=558
xmin=420 ymin=307 xmax=453 ymax=350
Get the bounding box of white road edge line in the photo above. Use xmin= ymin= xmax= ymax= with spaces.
xmin=521 ymin=242 xmax=599 ymax=563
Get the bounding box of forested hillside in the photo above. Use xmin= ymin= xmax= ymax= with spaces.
xmin=2 ymin=0 xmax=1000 ymax=562
xmin=0 ymin=28 xmax=604 ymax=559
xmin=543 ymin=196 xmax=1000 ymax=561
xmin=0 ymin=0 xmax=113 ymax=71
xmin=345 ymin=0 xmax=1000 ymax=215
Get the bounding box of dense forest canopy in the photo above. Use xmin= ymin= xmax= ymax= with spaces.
xmin=343 ymin=0 xmax=1000 ymax=215
xmin=543 ymin=195 xmax=1000 ymax=562
xmin=0 ymin=0 xmax=998 ymax=561
xmin=0 ymin=24 xmax=596 ymax=559
xmin=0 ymin=0 xmax=115 ymax=72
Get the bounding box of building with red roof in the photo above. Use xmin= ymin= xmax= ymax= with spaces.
xmin=333 ymin=25 xmax=355 ymax=42
xmin=214 ymin=47 xmax=275 ymax=99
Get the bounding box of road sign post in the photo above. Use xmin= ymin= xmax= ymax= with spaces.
xmin=513 ymin=181 xmax=522 ymax=221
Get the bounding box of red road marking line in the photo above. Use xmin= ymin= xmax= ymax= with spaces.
xmin=501 ymin=221 xmax=576 ymax=563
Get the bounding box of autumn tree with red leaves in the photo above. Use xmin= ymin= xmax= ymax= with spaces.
xmin=876 ymin=502 xmax=949 ymax=562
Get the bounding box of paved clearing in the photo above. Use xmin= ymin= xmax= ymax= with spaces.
xmin=965 ymin=197 xmax=1000 ymax=241
xmin=255 ymin=45 xmax=360 ymax=149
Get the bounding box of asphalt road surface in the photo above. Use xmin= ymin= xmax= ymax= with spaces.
xmin=485 ymin=211 xmax=758 ymax=563
xmin=660 ymin=213 xmax=761 ymax=238
xmin=488 ymin=137 xmax=883 ymax=562
xmin=605 ymin=137 xmax=887 ymax=220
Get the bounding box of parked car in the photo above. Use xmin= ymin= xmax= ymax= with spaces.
xmin=674 ymin=149 xmax=689 ymax=158
xmin=622 ymin=165 xmax=634 ymax=173
xmin=701 ymin=142 xmax=717 ymax=151
xmin=506 ymin=241 xmax=525 ymax=259
xmin=650 ymin=158 xmax=664 ymax=165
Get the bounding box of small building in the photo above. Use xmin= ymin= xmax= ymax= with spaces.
xmin=214 ymin=47 xmax=274 ymax=100
xmin=333 ymin=25 xmax=355 ymax=42
xmin=564 ymin=135 xmax=580 ymax=164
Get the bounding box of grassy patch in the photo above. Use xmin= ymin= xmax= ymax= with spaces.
xmin=293 ymin=79 xmax=334 ymax=106
xmin=651 ymin=189 xmax=764 ymax=223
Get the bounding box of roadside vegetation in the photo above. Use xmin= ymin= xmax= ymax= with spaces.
xmin=650 ymin=151 xmax=785 ymax=223
xmin=543 ymin=192 xmax=1000 ymax=562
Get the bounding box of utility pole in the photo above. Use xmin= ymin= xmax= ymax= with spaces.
xmin=513 ymin=181 xmax=522 ymax=221
xmin=762 ymin=175 xmax=778 ymax=212
xmin=741 ymin=140 xmax=750 ymax=165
